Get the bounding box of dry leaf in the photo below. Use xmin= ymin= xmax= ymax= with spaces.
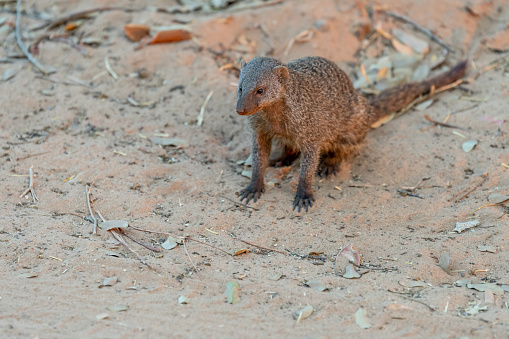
xmin=178 ymin=295 xmax=189 ymax=304
xmin=438 ymin=251 xmax=451 ymax=275
xmin=305 ymin=279 xmax=327 ymax=292
xmin=233 ymin=249 xmax=249 ymax=256
xmin=392 ymin=38 xmax=414 ymax=55
xmin=453 ymin=220 xmax=480 ymax=233
xmin=467 ymin=283 xmax=504 ymax=295
xmin=338 ymin=244 xmax=361 ymax=265
xmin=393 ymin=28 xmax=430 ymax=54
xmin=109 ymin=305 xmax=129 ymax=312
xmin=161 ymin=235 xmax=182 ymax=250
xmin=355 ymin=307 xmax=372 ymax=329
xmin=151 ymin=137 xmax=189 ymax=148
xmin=124 ymin=23 xmax=150 ymax=42
xmin=399 ymin=279 xmax=429 ymax=289
xmin=150 ymin=27 xmax=192 ymax=44
xmin=224 ymin=281 xmax=241 ymax=304
xmin=98 ymin=220 xmax=129 ymax=231
xmin=101 ymin=276 xmax=118 ymax=287
xmin=462 ymin=140 xmax=478 ymax=152
xmin=3 ymin=65 xmax=22 ymax=81
xmin=293 ymin=305 xmax=313 ymax=321
xmin=477 ymin=245 xmax=497 ymax=253
xmin=65 ymin=22 xmax=79 ymax=31
xmin=487 ymin=193 xmax=509 ymax=204
xmin=343 ymin=264 xmax=361 ymax=279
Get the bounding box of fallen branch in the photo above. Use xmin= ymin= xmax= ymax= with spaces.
xmin=183 ymin=239 xmax=202 ymax=280
xmin=229 ymin=233 xmax=287 ymax=255
xmin=450 ymin=173 xmax=489 ymax=203
xmin=85 ymin=184 xmax=98 ymax=234
xmin=33 ymin=6 xmax=138 ymax=31
xmin=96 ymin=210 xmax=154 ymax=269
xmin=424 ymin=114 xmax=463 ymax=129
xmin=197 ymin=90 xmax=214 ymax=126
xmin=220 ymin=195 xmax=259 ymax=211
xmin=381 ymin=10 xmax=454 ymax=53
xmin=16 ymin=0 xmax=56 ymax=74
xmin=19 ymin=165 xmax=38 ymax=204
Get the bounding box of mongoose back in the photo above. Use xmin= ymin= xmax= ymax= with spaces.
xmin=236 ymin=56 xmax=467 ymax=212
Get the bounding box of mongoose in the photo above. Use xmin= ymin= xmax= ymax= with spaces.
xmin=236 ymin=56 xmax=467 ymax=212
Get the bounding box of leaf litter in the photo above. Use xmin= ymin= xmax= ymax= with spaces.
xmin=224 ymin=281 xmax=241 ymax=304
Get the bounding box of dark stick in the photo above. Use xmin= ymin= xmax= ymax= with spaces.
xmin=186 ymin=238 xmax=232 ymax=256
xmin=16 ymin=0 xmax=56 ymax=74
xmin=455 ymin=176 xmax=488 ymax=203
xmin=220 ymin=195 xmax=259 ymax=210
xmin=85 ymin=185 xmax=98 ymax=234
xmin=19 ymin=166 xmax=38 ymax=204
xmin=119 ymin=230 xmax=161 ymax=252
xmin=229 ymin=233 xmax=287 ymax=255
xmin=424 ymin=115 xmax=463 ymax=129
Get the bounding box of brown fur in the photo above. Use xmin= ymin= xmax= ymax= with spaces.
xmin=236 ymin=56 xmax=467 ymax=212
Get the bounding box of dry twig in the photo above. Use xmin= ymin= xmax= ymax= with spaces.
xmin=16 ymin=0 xmax=56 ymax=74
xmin=451 ymin=173 xmax=489 ymax=203
xmin=183 ymin=239 xmax=202 ymax=280
xmin=229 ymin=233 xmax=287 ymax=255
xmin=85 ymin=184 xmax=98 ymax=234
xmin=197 ymin=91 xmax=214 ymax=126
xmin=19 ymin=166 xmax=38 ymax=204
xmin=424 ymin=114 xmax=463 ymax=129
xmin=381 ymin=10 xmax=454 ymax=53
xmin=96 ymin=211 xmax=154 ymax=269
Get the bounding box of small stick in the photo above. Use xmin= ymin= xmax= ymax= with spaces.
xmin=53 ymin=211 xmax=87 ymax=219
xmin=220 ymin=195 xmax=259 ymax=211
xmin=85 ymin=184 xmax=98 ymax=234
xmin=229 ymin=233 xmax=287 ymax=255
xmin=424 ymin=114 xmax=463 ymax=129
xmin=183 ymin=239 xmax=202 ymax=280
xmin=197 ymin=91 xmax=214 ymax=126
xmin=455 ymin=175 xmax=488 ymax=203
xmin=226 ymin=0 xmax=283 ymax=13
xmin=19 ymin=166 xmax=38 ymax=204
xmin=381 ymin=10 xmax=454 ymax=53
xmin=128 ymin=225 xmax=172 ymax=236
xmin=119 ymin=230 xmax=161 ymax=252
xmin=105 ymin=56 xmax=118 ymax=80
xmin=186 ymin=237 xmax=232 ymax=256
xmin=97 ymin=210 xmax=153 ymax=269
xmin=35 ymin=75 xmax=91 ymax=88
xmin=35 ymin=6 xmax=138 ymax=31
xmin=15 ymin=0 xmax=56 ymax=74
xmin=399 ymin=295 xmax=436 ymax=312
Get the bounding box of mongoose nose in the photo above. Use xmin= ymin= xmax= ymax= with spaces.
xmin=236 ymin=109 xmax=245 ymax=115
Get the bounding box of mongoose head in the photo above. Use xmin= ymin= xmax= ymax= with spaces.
xmin=236 ymin=57 xmax=289 ymax=116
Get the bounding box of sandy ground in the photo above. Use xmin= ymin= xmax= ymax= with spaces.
xmin=1 ymin=0 xmax=509 ymax=337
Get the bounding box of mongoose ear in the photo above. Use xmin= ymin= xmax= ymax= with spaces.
xmin=273 ymin=66 xmax=289 ymax=81
xmin=240 ymin=59 xmax=246 ymax=69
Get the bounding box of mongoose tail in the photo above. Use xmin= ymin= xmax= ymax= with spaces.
xmin=368 ymin=60 xmax=468 ymax=123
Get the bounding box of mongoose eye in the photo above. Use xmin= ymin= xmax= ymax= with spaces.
xmin=256 ymin=88 xmax=264 ymax=95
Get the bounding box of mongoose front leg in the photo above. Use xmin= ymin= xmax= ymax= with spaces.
xmin=239 ymin=132 xmax=272 ymax=204
xmin=293 ymin=146 xmax=320 ymax=212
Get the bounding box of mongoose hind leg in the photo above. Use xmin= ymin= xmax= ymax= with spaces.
xmin=293 ymin=146 xmax=320 ymax=212
xmin=269 ymin=145 xmax=300 ymax=167
xmin=317 ymin=151 xmax=341 ymax=178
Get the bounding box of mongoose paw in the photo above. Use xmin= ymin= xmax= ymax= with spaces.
xmin=292 ymin=192 xmax=315 ymax=213
xmin=317 ymin=163 xmax=339 ymax=178
xmin=239 ymin=185 xmax=264 ymax=204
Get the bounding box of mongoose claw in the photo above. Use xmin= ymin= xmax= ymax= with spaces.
xmin=239 ymin=185 xmax=264 ymax=204
xmin=293 ymin=192 xmax=315 ymax=213
xmin=317 ymin=163 xmax=339 ymax=178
